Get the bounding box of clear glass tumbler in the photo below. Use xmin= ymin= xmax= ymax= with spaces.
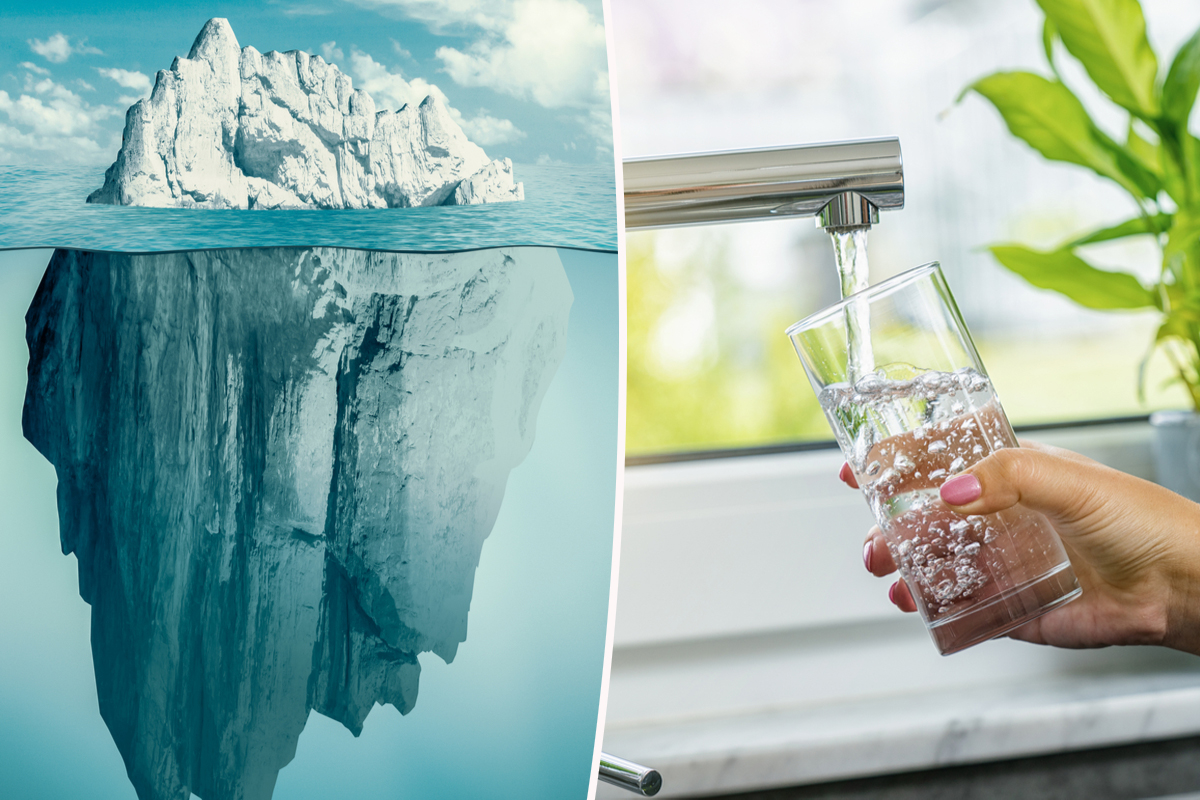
xmin=787 ymin=263 xmax=1081 ymax=655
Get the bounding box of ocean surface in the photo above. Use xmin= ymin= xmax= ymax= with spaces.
xmin=0 ymin=162 xmax=617 ymax=254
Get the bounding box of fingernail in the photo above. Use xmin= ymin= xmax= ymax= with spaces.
xmin=839 ymin=462 xmax=854 ymax=485
xmin=940 ymin=474 xmax=982 ymax=506
xmin=888 ymin=582 xmax=898 ymax=605
xmin=863 ymin=540 xmax=874 ymax=572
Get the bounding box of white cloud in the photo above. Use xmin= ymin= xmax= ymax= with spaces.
xmin=0 ymin=122 xmax=114 ymax=164
xmin=281 ymin=4 xmax=335 ymax=16
xmin=349 ymin=48 xmax=453 ymax=111
xmin=346 ymin=48 xmax=525 ymax=147
xmin=28 ymin=32 xmax=102 ymax=63
xmin=460 ymin=113 xmax=525 ymax=145
xmin=321 ymin=41 xmax=345 ymax=63
xmin=577 ymin=105 xmax=613 ymax=155
xmin=75 ymin=79 xmax=96 ymax=92
xmin=29 ymin=33 xmax=71 ymax=63
xmin=347 ymin=0 xmax=506 ymax=33
xmin=19 ymin=61 xmax=50 ymax=76
xmin=434 ymin=0 xmax=607 ymax=109
xmin=391 ymin=39 xmax=412 ymax=60
xmin=0 ymin=83 xmax=115 ymax=137
xmin=342 ymin=0 xmax=611 ymax=153
xmin=0 ymin=78 xmax=118 ymax=163
xmin=97 ymin=67 xmax=153 ymax=97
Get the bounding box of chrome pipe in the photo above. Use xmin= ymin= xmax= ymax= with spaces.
xmin=599 ymin=752 xmax=662 ymax=796
xmin=623 ymin=137 xmax=903 ymax=231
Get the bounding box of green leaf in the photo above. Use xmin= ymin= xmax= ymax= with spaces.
xmin=989 ymin=244 xmax=1155 ymax=309
xmin=1043 ymin=17 xmax=1060 ymax=76
xmin=1157 ymin=310 xmax=1200 ymax=343
xmin=1036 ymin=0 xmax=1160 ymax=117
xmin=1187 ymin=133 xmax=1200 ymax=196
xmin=1126 ymin=121 xmax=1162 ymax=174
xmin=1066 ymin=213 xmax=1171 ymax=247
xmin=966 ymin=72 xmax=1153 ymax=198
xmin=1098 ymin=130 xmax=1163 ymax=198
xmin=1165 ymin=210 xmax=1200 ymax=264
xmin=1162 ymin=26 xmax=1200 ymax=127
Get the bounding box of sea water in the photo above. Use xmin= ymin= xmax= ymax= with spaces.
xmin=0 ymin=162 xmax=617 ymax=253
xmin=820 ymin=367 xmax=1079 ymax=654
xmin=0 ymin=156 xmax=619 ymax=796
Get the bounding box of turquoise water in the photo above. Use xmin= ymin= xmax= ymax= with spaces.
xmin=0 ymin=162 xmax=617 ymax=253
xmin=0 ymin=247 xmax=618 ymax=800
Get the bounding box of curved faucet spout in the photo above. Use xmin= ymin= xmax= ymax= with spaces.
xmin=622 ymin=137 xmax=903 ymax=231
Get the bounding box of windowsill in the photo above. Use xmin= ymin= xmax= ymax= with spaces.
xmin=601 ymin=420 xmax=1200 ymax=798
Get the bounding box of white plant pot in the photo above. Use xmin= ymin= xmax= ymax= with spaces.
xmin=1150 ymin=410 xmax=1200 ymax=503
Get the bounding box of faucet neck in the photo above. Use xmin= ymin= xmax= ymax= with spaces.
xmin=819 ymin=191 xmax=879 ymax=232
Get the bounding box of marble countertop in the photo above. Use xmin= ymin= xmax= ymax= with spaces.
xmin=600 ymin=663 xmax=1200 ymax=798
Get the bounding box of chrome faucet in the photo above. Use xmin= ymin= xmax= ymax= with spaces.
xmin=599 ymin=752 xmax=662 ymax=796
xmin=622 ymin=137 xmax=903 ymax=232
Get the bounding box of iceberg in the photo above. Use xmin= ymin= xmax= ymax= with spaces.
xmin=23 ymin=246 xmax=571 ymax=799
xmin=86 ymin=19 xmax=524 ymax=209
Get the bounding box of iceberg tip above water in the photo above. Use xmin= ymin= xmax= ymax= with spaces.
xmin=86 ymin=18 xmax=524 ymax=210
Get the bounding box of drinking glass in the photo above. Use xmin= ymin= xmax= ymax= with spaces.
xmin=787 ymin=262 xmax=1080 ymax=655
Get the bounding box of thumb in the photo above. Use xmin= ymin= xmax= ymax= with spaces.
xmin=938 ymin=446 xmax=1101 ymax=523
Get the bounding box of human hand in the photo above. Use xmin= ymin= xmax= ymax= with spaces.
xmin=842 ymin=441 xmax=1200 ymax=654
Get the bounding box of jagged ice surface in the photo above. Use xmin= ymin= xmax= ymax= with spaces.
xmin=22 ymin=246 xmax=571 ymax=800
xmin=86 ymin=19 xmax=524 ymax=209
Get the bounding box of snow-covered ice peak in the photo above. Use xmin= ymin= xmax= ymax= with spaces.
xmin=87 ymin=18 xmax=525 ymax=209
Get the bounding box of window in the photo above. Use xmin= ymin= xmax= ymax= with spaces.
xmin=617 ymin=0 xmax=1200 ymax=459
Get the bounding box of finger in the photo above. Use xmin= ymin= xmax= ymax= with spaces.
xmin=1016 ymin=439 xmax=1097 ymax=466
xmin=888 ymin=579 xmax=918 ymax=613
xmin=862 ymin=527 xmax=897 ymax=577
xmin=937 ymin=447 xmax=1105 ymax=520
xmin=839 ymin=462 xmax=859 ymax=489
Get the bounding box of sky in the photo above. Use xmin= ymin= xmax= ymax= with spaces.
xmin=0 ymin=0 xmax=613 ymax=166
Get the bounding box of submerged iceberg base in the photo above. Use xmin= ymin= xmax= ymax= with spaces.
xmin=22 ymin=246 xmax=572 ymax=800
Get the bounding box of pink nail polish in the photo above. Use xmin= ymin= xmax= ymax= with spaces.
xmin=839 ymin=462 xmax=853 ymax=485
xmin=941 ymin=474 xmax=982 ymax=506
xmin=888 ymin=582 xmax=898 ymax=605
xmin=863 ymin=541 xmax=873 ymax=572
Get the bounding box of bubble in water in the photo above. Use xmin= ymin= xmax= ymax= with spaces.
xmin=966 ymin=373 xmax=989 ymax=393
xmin=817 ymin=368 xmax=1011 ymax=617
xmin=855 ymin=373 xmax=884 ymax=394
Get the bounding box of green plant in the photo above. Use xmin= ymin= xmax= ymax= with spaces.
xmin=962 ymin=0 xmax=1200 ymax=407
